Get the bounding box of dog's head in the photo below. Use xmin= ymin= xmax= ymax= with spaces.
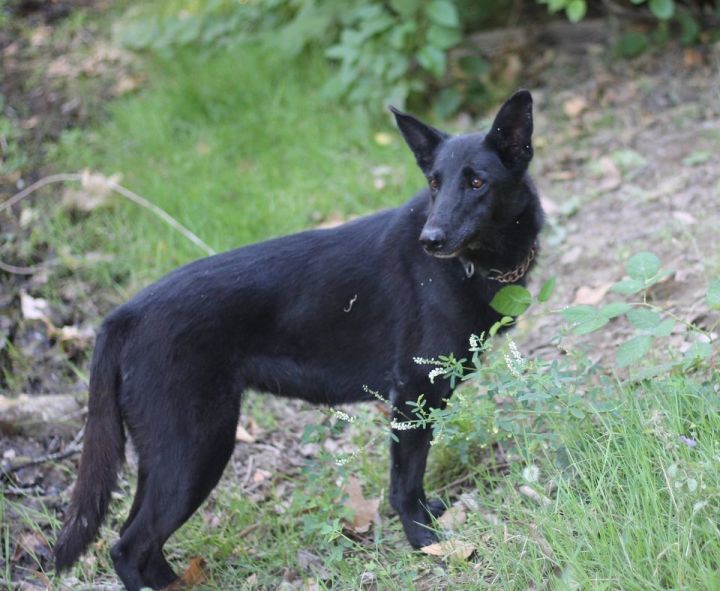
xmin=392 ymin=90 xmax=538 ymax=260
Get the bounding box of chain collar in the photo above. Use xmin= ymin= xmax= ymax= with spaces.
xmin=461 ymin=241 xmax=538 ymax=283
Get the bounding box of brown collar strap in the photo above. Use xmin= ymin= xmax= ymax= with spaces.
xmin=461 ymin=241 xmax=538 ymax=283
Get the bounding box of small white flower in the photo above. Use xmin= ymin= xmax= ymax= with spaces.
xmin=332 ymin=410 xmax=356 ymax=423
xmin=504 ymin=340 xmax=526 ymax=379
xmin=413 ymin=356 xmax=443 ymax=366
xmin=428 ymin=367 xmax=445 ymax=384
xmin=391 ymin=420 xmax=416 ymax=431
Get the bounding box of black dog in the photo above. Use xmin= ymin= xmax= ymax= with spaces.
xmin=55 ymin=90 xmax=543 ymax=590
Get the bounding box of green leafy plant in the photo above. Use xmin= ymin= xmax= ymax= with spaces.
xmin=537 ymin=0 xmax=587 ymax=23
xmin=115 ymin=0 xmax=716 ymax=117
xmin=561 ymin=251 xmax=717 ymax=373
xmin=378 ymin=251 xmax=717 ymax=467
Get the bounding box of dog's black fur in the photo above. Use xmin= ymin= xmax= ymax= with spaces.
xmin=54 ymin=90 xmax=543 ymax=590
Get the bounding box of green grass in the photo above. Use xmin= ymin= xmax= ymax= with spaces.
xmin=41 ymin=375 xmax=720 ymax=590
xmin=193 ymin=377 xmax=720 ymax=590
xmin=48 ymin=44 xmax=422 ymax=295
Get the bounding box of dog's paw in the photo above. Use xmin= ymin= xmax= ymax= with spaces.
xmin=426 ymin=498 xmax=447 ymax=518
xmin=407 ymin=526 xmax=439 ymax=550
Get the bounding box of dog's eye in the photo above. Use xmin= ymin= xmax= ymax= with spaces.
xmin=471 ymin=178 xmax=485 ymax=190
xmin=429 ymin=178 xmax=440 ymax=191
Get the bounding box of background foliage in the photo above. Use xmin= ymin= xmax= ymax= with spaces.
xmin=117 ymin=0 xmax=719 ymax=115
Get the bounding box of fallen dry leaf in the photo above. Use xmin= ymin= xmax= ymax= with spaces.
xmin=51 ymin=324 xmax=96 ymax=345
xmin=540 ymin=196 xmax=560 ymax=216
xmin=420 ymin=539 xmax=475 ymax=561
xmin=437 ymin=505 xmax=467 ymax=529
xmin=62 ymin=170 xmax=121 ymax=212
xmin=315 ymin=212 xmax=346 ymax=229
xmin=546 ymin=170 xmax=576 ymax=182
xmin=683 ymin=48 xmax=703 ymax=67
xmin=113 ymin=75 xmax=143 ymax=96
xmin=596 ymin=156 xmax=622 ymax=193
xmin=672 ymin=211 xmax=696 ymax=225
xmin=20 ymin=292 xmax=50 ymax=322
xmin=343 ymin=476 xmax=380 ymax=534
xmin=12 ymin=532 xmax=49 ymax=562
xmin=252 ymin=469 xmax=272 ymax=485
xmin=561 ymin=245 xmax=583 ymax=266
xmin=573 ymin=283 xmax=613 ymax=305
xmin=563 ymin=95 xmax=587 ymax=119
xmin=165 ymin=557 xmax=208 ymax=590
xmin=235 ymin=424 xmax=256 ymax=443
xmin=247 ymin=418 xmax=264 ymax=438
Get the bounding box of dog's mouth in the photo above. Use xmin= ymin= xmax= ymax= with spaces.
xmin=423 ymin=248 xmax=461 ymax=259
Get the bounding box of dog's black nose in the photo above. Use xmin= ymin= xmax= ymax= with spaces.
xmin=419 ymin=227 xmax=446 ymax=252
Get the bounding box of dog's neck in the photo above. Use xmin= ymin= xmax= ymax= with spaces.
xmin=457 ymin=200 xmax=542 ymax=283
xmin=458 ymin=239 xmax=538 ymax=282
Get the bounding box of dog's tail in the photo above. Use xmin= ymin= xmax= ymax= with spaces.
xmin=55 ymin=315 xmax=127 ymax=571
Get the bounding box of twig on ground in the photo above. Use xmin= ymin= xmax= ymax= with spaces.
xmin=5 ymin=427 xmax=84 ymax=474
xmin=0 ymin=259 xmax=45 ymax=275
xmin=237 ymin=522 xmax=262 ymax=538
xmin=0 ymin=171 xmax=216 ymax=275
xmin=241 ymin=455 xmax=255 ymax=490
xmin=518 ymin=485 xmax=552 ymax=507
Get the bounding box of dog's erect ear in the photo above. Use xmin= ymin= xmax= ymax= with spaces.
xmin=485 ymin=90 xmax=534 ymax=173
xmin=390 ymin=106 xmax=448 ymax=174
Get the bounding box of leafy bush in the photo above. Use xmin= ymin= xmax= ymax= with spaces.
xmin=117 ymin=0 xmax=716 ymax=116
xmin=117 ymin=0 xmax=478 ymax=114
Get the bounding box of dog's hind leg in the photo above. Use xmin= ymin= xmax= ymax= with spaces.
xmin=111 ymin=393 xmax=240 ymax=591
xmin=119 ymin=464 xmax=147 ymax=537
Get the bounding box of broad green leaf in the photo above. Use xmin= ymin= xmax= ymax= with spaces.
xmin=490 ymin=286 xmax=532 ymax=316
xmin=626 ymin=252 xmax=661 ymax=282
xmin=652 ymin=318 xmax=676 ymax=337
xmin=626 ymin=308 xmax=662 ymax=330
xmin=684 ymin=341 xmax=712 ymax=362
xmin=676 ymin=11 xmax=700 ymax=45
xmin=569 ymin=406 xmax=586 ymax=419
xmin=615 ymin=32 xmax=648 ymax=58
xmin=434 ymin=87 xmax=462 ymax=118
xmin=566 ymin=0 xmax=586 ymax=22
xmin=390 ymin=0 xmax=420 ymax=17
xmin=649 ymin=0 xmax=674 ymax=19
xmin=616 ymin=335 xmax=652 ymax=368
xmin=573 ymin=316 xmax=609 ymax=336
xmin=537 ymin=277 xmax=557 ymax=303
xmin=560 ymin=305 xmax=596 ymax=324
xmin=489 ymin=316 xmax=514 ymax=337
xmin=417 ymin=45 xmax=446 ymax=77
xmin=426 ymin=0 xmax=459 ymax=27
xmin=427 ymin=24 xmax=462 ymax=49
xmin=630 ymin=362 xmax=678 ymax=382
xmin=611 ymin=279 xmax=644 ymax=295
xmin=599 ymin=302 xmax=632 ymax=319
xmin=682 ymin=150 xmax=711 ymax=166
xmin=707 ymin=279 xmax=720 ymax=310
xmin=458 ymin=55 xmax=489 ymax=76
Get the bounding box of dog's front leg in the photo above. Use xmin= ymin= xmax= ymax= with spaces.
xmin=388 ymin=418 xmax=441 ymax=548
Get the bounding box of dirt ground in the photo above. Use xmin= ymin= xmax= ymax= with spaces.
xmin=1 ymin=4 xmax=719 ymax=589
